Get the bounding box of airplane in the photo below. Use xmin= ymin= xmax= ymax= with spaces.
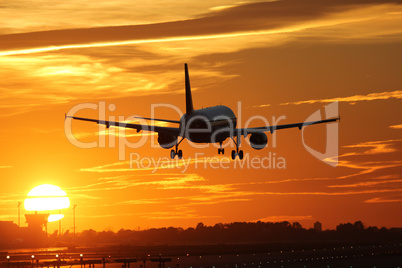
xmin=66 ymin=63 xmax=339 ymax=160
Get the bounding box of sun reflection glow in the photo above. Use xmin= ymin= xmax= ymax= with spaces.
xmin=48 ymin=214 xmax=65 ymax=222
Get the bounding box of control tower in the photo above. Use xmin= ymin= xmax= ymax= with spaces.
xmin=25 ymin=212 xmax=49 ymax=233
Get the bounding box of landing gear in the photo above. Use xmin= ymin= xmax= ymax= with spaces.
xmin=218 ymin=142 xmax=225 ymax=155
xmin=170 ymin=138 xmax=185 ymax=159
xmin=231 ymin=149 xmax=244 ymax=160
xmin=231 ymin=135 xmax=244 ymax=160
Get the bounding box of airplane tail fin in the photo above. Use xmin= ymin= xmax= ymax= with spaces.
xmin=185 ymin=63 xmax=194 ymax=115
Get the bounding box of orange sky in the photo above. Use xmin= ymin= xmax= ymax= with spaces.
xmin=0 ymin=0 xmax=401 ymax=233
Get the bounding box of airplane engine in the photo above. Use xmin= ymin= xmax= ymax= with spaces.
xmin=157 ymin=133 xmax=177 ymax=149
xmin=249 ymin=132 xmax=268 ymax=150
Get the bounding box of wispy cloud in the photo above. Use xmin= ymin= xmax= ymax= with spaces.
xmin=321 ymin=139 xmax=402 ymax=200
xmin=0 ymin=214 xmax=17 ymax=220
xmin=79 ymin=157 xmax=223 ymax=174
xmin=253 ymin=104 xmax=271 ymax=108
xmin=2 ymin=0 xmax=402 ymax=51
xmin=343 ymin=139 xmax=401 ymax=155
xmin=73 ymin=138 xmax=402 ymax=209
xmin=67 ymin=173 xmax=206 ymax=194
xmin=79 ymin=161 xmax=132 ymax=172
xmin=256 ymin=215 xmax=314 ymax=222
xmin=139 ymin=208 xmax=221 ymax=220
xmin=329 ymin=179 xmax=402 ymax=188
xmin=1 ymin=1 xmax=402 ymax=116
xmin=118 ymin=199 xmax=163 ymax=205
xmin=390 ymin=124 xmax=402 ymax=129
xmin=364 ymin=195 xmax=402 ymax=203
xmin=0 ymin=166 xmax=12 ymax=169
xmin=83 ymin=212 xmax=137 ymax=218
xmin=280 ymin=90 xmax=402 ymax=105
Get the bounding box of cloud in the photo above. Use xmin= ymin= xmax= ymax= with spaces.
xmin=364 ymin=195 xmax=402 ymax=203
xmin=0 ymin=214 xmax=17 ymax=220
xmin=1 ymin=1 xmax=402 ymax=116
xmin=320 ymin=139 xmax=402 ymax=200
xmin=329 ymin=179 xmax=402 ymax=188
xmin=344 ymin=139 xmax=401 ymax=155
xmin=82 ymin=212 xmax=137 ymax=218
xmin=256 ymin=215 xmax=314 ymax=222
xmin=253 ymin=104 xmax=271 ymax=108
xmin=280 ymin=90 xmax=402 ymax=105
xmin=334 ymin=139 xmax=402 ymax=180
xmin=68 ymin=193 xmax=101 ymax=200
xmin=118 ymin=199 xmax=163 ymax=205
xmin=390 ymin=124 xmax=402 ymax=129
xmin=139 ymin=208 xmax=221 ymax=220
xmin=79 ymin=156 xmax=237 ymax=174
xmin=0 ymin=1 xmax=272 ymax=34
xmin=72 ymin=139 xmax=402 ymax=208
xmin=67 ymin=173 xmax=206 ymax=194
xmin=58 ymin=138 xmax=402 ymax=223
xmin=0 ymin=53 xmax=236 ymax=116
xmin=1 ymin=1 xmax=402 ymax=54
xmin=79 ymin=161 xmax=132 ymax=172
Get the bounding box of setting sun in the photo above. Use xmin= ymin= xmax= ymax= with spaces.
xmin=24 ymin=184 xmax=70 ymax=212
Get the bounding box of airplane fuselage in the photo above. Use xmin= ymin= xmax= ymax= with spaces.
xmin=179 ymin=105 xmax=237 ymax=143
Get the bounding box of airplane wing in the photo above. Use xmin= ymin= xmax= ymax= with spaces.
xmin=235 ymin=117 xmax=340 ymax=136
xmin=65 ymin=115 xmax=180 ymax=136
xmin=134 ymin=116 xmax=181 ymax=124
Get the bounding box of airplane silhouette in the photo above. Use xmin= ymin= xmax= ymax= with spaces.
xmin=66 ymin=63 xmax=339 ymax=160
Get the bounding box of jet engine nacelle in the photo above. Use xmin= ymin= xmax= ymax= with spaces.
xmin=157 ymin=133 xmax=177 ymax=149
xmin=249 ymin=132 xmax=268 ymax=150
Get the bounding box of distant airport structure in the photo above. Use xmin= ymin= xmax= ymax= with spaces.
xmin=314 ymin=221 xmax=322 ymax=232
xmin=25 ymin=212 xmax=49 ymax=234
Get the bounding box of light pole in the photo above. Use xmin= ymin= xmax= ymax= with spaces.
xmin=59 ymin=209 xmax=61 ymax=237
xmin=17 ymin=202 xmax=22 ymax=227
xmin=73 ymin=205 xmax=77 ymax=238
